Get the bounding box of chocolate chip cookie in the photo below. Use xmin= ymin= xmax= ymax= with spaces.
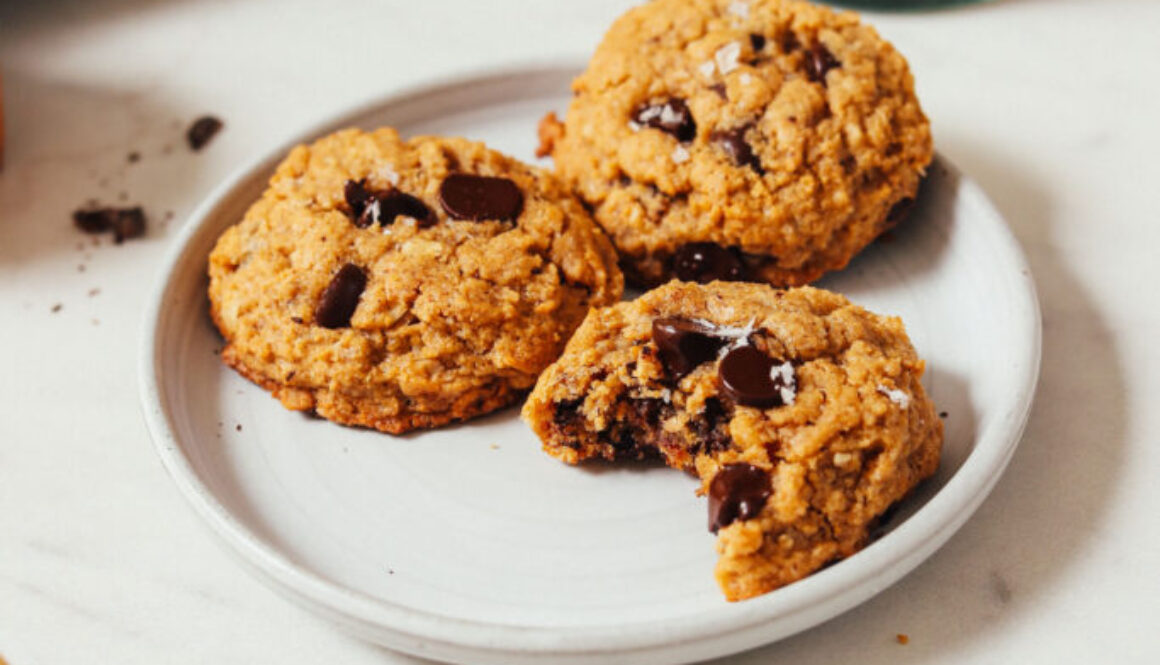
xmin=208 ymin=128 xmax=623 ymax=433
xmin=522 ymin=281 xmax=942 ymax=600
xmin=540 ymin=0 xmax=932 ymax=287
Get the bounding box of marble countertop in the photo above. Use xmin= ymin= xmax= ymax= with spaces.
xmin=2 ymin=0 xmax=1158 ymax=662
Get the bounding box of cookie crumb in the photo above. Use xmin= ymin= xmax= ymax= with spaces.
xmin=187 ymin=115 xmax=224 ymax=151
xmin=896 ymin=633 xmax=909 ymax=645
xmin=127 ymin=151 xmax=141 ymax=163
xmin=51 ymin=303 xmax=62 ymax=313
xmin=489 ymin=443 xmax=500 ymax=450
xmin=87 ymin=288 xmax=100 ymax=297
xmin=235 ymin=424 xmax=242 ymax=432
xmin=536 ymin=112 xmax=565 ymax=158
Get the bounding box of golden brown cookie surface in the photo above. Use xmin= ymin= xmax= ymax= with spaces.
xmin=544 ymin=0 xmax=932 ymax=287
xmin=209 ymin=128 xmax=623 ymax=433
xmin=522 ymin=281 xmax=942 ymax=600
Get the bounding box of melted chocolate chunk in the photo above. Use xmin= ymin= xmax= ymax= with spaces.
xmin=806 ymin=43 xmax=840 ymax=85
xmin=781 ymin=30 xmax=800 ymax=54
xmin=651 ymin=317 xmax=729 ymax=379
xmin=718 ymin=345 xmax=794 ymax=408
xmin=711 ymin=125 xmax=764 ymax=173
xmin=73 ymin=206 xmax=146 ymax=243
xmin=361 ymin=191 xmax=434 ymax=228
xmin=632 ymin=99 xmax=697 ymax=142
xmin=672 ymin=243 xmax=748 ymax=283
xmin=749 ymin=33 xmax=766 ymax=51
xmin=187 ymin=116 xmax=223 ymax=151
xmin=439 ymin=174 xmax=524 ymax=222
xmin=709 ymin=83 xmax=728 ymax=100
xmin=708 ymin=463 xmax=771 ymax=532
xmin=314 ymin=263 xmax=367 ymax=329
xmin=691 ymin=397 xmax=733 ymax=456
xmin=344 ymin=179 xmax=374 ymax=218
xmin=344 ymin=179 xmax=434 ymax=228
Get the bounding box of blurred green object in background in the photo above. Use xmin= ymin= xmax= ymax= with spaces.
xmin=821 ymin=0 xmax=991 ymax=10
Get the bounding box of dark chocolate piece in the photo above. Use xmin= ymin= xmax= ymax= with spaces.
xmin=632 ymin=99 xmax=697 ymax=142
xmin=314 ymin=263 xmax=367 ymax=329
xmin=806 ymin=43 xmax=840 ymax=85
xmin=651 ymin=317 xmax=729 ymax=379
xmin=708 ymin=462 xmax=771 ymax=532
xmin=439 ymin=174 xmax=524 ymax=222
xmin=711 ymin=125 xmax=764 ymax=173
xmin=72 ymin=206 xmax=146 ymax=243
xmin=187 ymin=116 xmax=223 ymax=151
xmin=718 ymin=345 xmax=794 ymax=408
xmin=672 ymin=243 xmax=748 ymax=283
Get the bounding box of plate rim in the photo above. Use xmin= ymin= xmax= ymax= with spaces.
xmin=138 ymin=61 xmax=1042 ymax=663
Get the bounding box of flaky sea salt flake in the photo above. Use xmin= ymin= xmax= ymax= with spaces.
xmin=672 ymin=145 xmax=691 ymax=164
xmin=715 ymin=41 xmax=742 ymax=75
xmin=878 ymin=384 xmax=911 ymax=409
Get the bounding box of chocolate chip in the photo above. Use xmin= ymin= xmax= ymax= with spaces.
xmin=709 ymin=83 xmax=728 ymax=100
xmin=718 ymin=345 xmax=794 ymax=408
xmin=711 ymin=125 xmax=764 ymax=173
xmin=360 ymin=192 xmax=434 ymax=228
xmin=749 ymin=33 xmax=766 ymax=51
xmin=439 ymin=174 xmax=524 ymax=222
xmin=632 ymin=99 xmax=697 ymax=142
xmin=806 ymin=43 xmax=840 ymax=85
xmin=673 ymin=243 xmax=748 ymax=283
xmin=651 ymin=317 xmax=729 ymax=379
xmin=314 ymin=263 xmax=367 ymax=329
xmin=187 ymin=115 xmax=223 ymax=151
xmin=344 ymin=179 xmax=374 ymax=218
xmin=708 ymin=463 xmax=771 ymax=532
xmin=345 ymin=179 xmax=434 ymax=228
xmin=72 ymin=206 xmax=146 ymax=243
xmin=781 ymin=30 xmax=800 ymax=53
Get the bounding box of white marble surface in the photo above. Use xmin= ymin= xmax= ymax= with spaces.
xmin=1 ymin=0 xmax=1157 ymax=663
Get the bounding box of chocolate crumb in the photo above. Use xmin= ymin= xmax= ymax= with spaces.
xmin=939 ymin=411 xmax=948 ymax=419
xmin=187 ymin=115 xmax=224 ymax=151
xmin=51 ymin=303 xmax=62 ymax=313
xmin=235 ymin=424 xmax=242 ymax=432
xmin=72 ymin=206 xmax=147 ymax=243
xmin=127 ymin=151 xmax=141 ymax=163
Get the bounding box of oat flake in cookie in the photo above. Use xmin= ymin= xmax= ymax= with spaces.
xmin=541 ymin=0 xmax=933 ymax=287
xmin=522 ymin=281 xmax=942 ymax=601
xmin=208 ymin=128 xmax=623 ymax=433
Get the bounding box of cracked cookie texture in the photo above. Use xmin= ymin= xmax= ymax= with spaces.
xmin=541 ymin=0 xmax=932 ymax=287
xmin=522 ymin=281 xmax=942 ymax=600
xmin=208 ymin=128 xmax=623 ymax=433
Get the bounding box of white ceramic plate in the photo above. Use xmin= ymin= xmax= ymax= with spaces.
xmin=139 ymin=65 xmax=1041 ymax=665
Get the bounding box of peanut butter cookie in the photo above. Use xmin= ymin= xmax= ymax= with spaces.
xmin=541 ymin=0 xmax=932 ymax=286
xmin=209 ymin=128 xmax=623 ymax=433
xmin=522 ymin=281 xmax=942 ymax=600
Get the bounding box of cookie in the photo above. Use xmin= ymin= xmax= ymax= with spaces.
xmin=540 ymin=0 xmax=932 ymax=287
xmin=522 ymin=281 xmax=942 ymax=600
xmin=208 ymin=128 xmax=623 ymax=433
